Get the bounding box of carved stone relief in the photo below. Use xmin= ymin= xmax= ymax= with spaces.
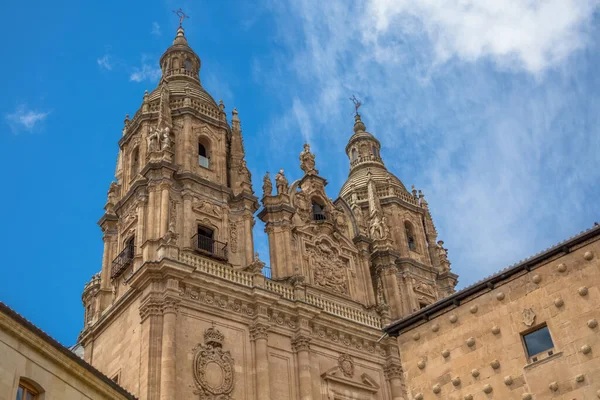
xmin=192 ymin=327 xmax=235 ymax=399
xmin=338 ymin=353 xmax=355 ymax=378
xmin=309 ymin=240 xmax=349 ymax=295
xmin=522 ymin=308 xmax=536 ymax=327
xmin=229 ymin=221 xmax=238 ymax=253
xmin=192 ymin=199 xmax=222 ymax=219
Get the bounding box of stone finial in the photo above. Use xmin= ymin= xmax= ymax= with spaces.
xmin=353 ymin=113 xmax=366 ymax=133
xmin=219 ymin=99 xmax=225 ymax=112
xmin=411 ymin=185 xmax=417 ymax=198
xmin=232 ymin=107 xmax=240 ymax=130
xmin=299 ymin=143 xmax=317 ymax=175
xmin=262 ymin=172 xmax=273 ymax=197
xmin=549 ymin=381 xmax=558 ymax=392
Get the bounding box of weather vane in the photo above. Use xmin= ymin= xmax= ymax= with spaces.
xmin=350 ymin=95 xmax=362 ymax=115
xmin=172 ymin=8 xmax=189 ymax=27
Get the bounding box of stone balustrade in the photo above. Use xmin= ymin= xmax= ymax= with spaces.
xmin=178 ymin=252 xmax=382 ymax=329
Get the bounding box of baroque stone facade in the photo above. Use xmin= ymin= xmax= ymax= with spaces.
xmin=76 ymin=24 xmax=451 ymax=400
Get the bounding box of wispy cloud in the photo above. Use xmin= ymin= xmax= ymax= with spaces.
xmin=130 ymin=56 xmax=161 ymax=83
xmin=151 ymin=22 xmax=161 ymax=37
xmin=97 ymin=54 xmax=113 ymax=70
xmin=252 ymin=0 xmax=600 ymax=286
xmin=5 ymin=105 xmax=50 ymax=133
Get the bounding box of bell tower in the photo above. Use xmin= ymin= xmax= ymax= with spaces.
xmin=339 ymin=113 xmax=458 ymax=319
xmin=86 ymin=23 xmax=259 ymax=331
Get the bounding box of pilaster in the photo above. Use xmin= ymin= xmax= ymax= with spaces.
xmin=249 ymin=322 xmax=271 ymax=399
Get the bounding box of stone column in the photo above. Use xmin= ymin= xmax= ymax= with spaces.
xmin=243 ymin=213 xmax=255 ymax=268
xmin=147 ymin=187 xmax=157 ymax=240
xmin=384 ymin=361 xmax=406 ymax=400
xmin=160 ymin=299 xmax=178 ymax=400
xmin=380 ymin=265 xmax=404 ymax=320
xmin=292 ymin=334 xmax=313 ymax=400
xmin=159 ymin=185 xmax=170 ymax=237
xmin=250 ymin=322 xmax=271 ymax=399
xmin=182 ymin=192 xmax=193 ymax=249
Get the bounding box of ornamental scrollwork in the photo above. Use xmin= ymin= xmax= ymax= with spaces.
xmin=309 ymin=241 xmax=349 ymax=295
xmin=192 ymin=327 xmax=235 ymax=399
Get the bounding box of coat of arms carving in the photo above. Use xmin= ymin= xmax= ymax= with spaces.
xmin=309 ymin=241 xmax=348 ymax=295
xmin=192 ymin=327 xmax=235 ymax=399
xmin=522 ymin=308 xmax=536 ymax=327
xmin=338 ymin=353 xmax=355 ymax=378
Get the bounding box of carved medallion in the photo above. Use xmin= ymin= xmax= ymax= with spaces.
xmin=193 ymin=327 xmax=235 ymax=399
xmin=338 ymin=353 xmax=355 ymax=378
xmin=522 ymin=308 xmax=536 ymax=327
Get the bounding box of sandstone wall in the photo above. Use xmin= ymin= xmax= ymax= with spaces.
xmin=396 ymin=238 xmax=600 ymax=399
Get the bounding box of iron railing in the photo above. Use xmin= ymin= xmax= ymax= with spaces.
xmin=111 ymin=245 xmax=134 ymax=279
xmin=313 ymin=213 xmax=327 ymax=221
xmin=192 ymin=234 xmax=228 ymax=261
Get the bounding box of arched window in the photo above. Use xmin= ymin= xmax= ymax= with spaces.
xmin=172 ymin=57 xmax=180 ymax=70
xmin=405 ymin=222 xmax=416 ymax=251
xmin=351 ymin=148 xmax=358 ymax=161
xmin=312 ymin=201 xmax=326 ymax=221
xmin=372 ymin=145 xmax=379 ymax=158
xmin=198 ymin=143 xmax=210 ymax=168
xmin=16 ymin=379 xmax=42 ymax=399
xmin=131 ymin=147 xmax=140 ymax=179
xmin=185 ymin=58 xmax=193 ymax=71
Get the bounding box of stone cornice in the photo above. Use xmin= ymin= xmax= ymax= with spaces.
xmin=174 ymin=171 xmax=233 ymax=196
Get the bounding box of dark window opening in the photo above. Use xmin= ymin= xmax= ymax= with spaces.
xmin=111 ymin=236 xmax=135 ymax=279
xmin=405 ymin=222 xmax=416 ymax=251
xmin=312 ymin=202 xmax=326 ymax=221
xmin=194 ymin=225 xmax=228 ymax=260
xmin=372 ymin=146 xmax=379 ymax=158
xmin=197 ymin=226 xmax=214 ymax=253
xmin=351 ymin=148 xmax=358 ymax=161
xmin=131 ymin=148 xmax=140 ymax=177
xmin=523 ymin=325 xmax=554 ymax=361
xmin=198 ymin=143 xmax=209 ymax=168
xmin=185 ymin=59 xmax=193 ymax=71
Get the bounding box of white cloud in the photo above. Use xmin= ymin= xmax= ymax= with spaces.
xmin=97 ymin=55 xmax=112 ymax=70
xmin=252 ymin=0 xmax=600 ymax=287
xmin=130 ymin=59 xmax=162 ymax=83
xmin=151 ymin=22 xmax=161 ymax=37
xmin=367 ymin=0 xmax=600 ymax=74
xmin=5 ymin=105 xmax=50 ymax=133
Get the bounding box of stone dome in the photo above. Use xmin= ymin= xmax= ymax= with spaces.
xmin=339 ymin=114 xmax=409 ymax=201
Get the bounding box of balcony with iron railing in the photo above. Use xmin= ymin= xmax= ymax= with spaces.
xmin=192 ymin=234 xmax=228 ymax=261
xmin=111 ymin=245 xmax=135 ymax=279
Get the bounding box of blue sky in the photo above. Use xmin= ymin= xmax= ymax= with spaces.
xmin=1 ymin=1 xmax=599 ymax=346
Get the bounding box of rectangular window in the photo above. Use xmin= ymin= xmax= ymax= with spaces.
xmin=522 ymin=324 xmax=554 ymax=361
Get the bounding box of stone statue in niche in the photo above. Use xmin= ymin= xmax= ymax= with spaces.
xmin=192 ymin=327 xmax=235 ymax=399
xmin=436 ymin=240 xmax=451 ymax=270
xmin=238 ymin=160 xmax=251 ymax=183
xmin=299 ymin=143 xmax=317 ymax=175
xmin=369 ymin=213 xmax=389 ymax=240
xmin=275 ymin=169 xmax=288 ymax=195
xmin=160 ymin=127 xmax=172 ymax=151
xmin=147 ymin=128 xmax=160 ymax=153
